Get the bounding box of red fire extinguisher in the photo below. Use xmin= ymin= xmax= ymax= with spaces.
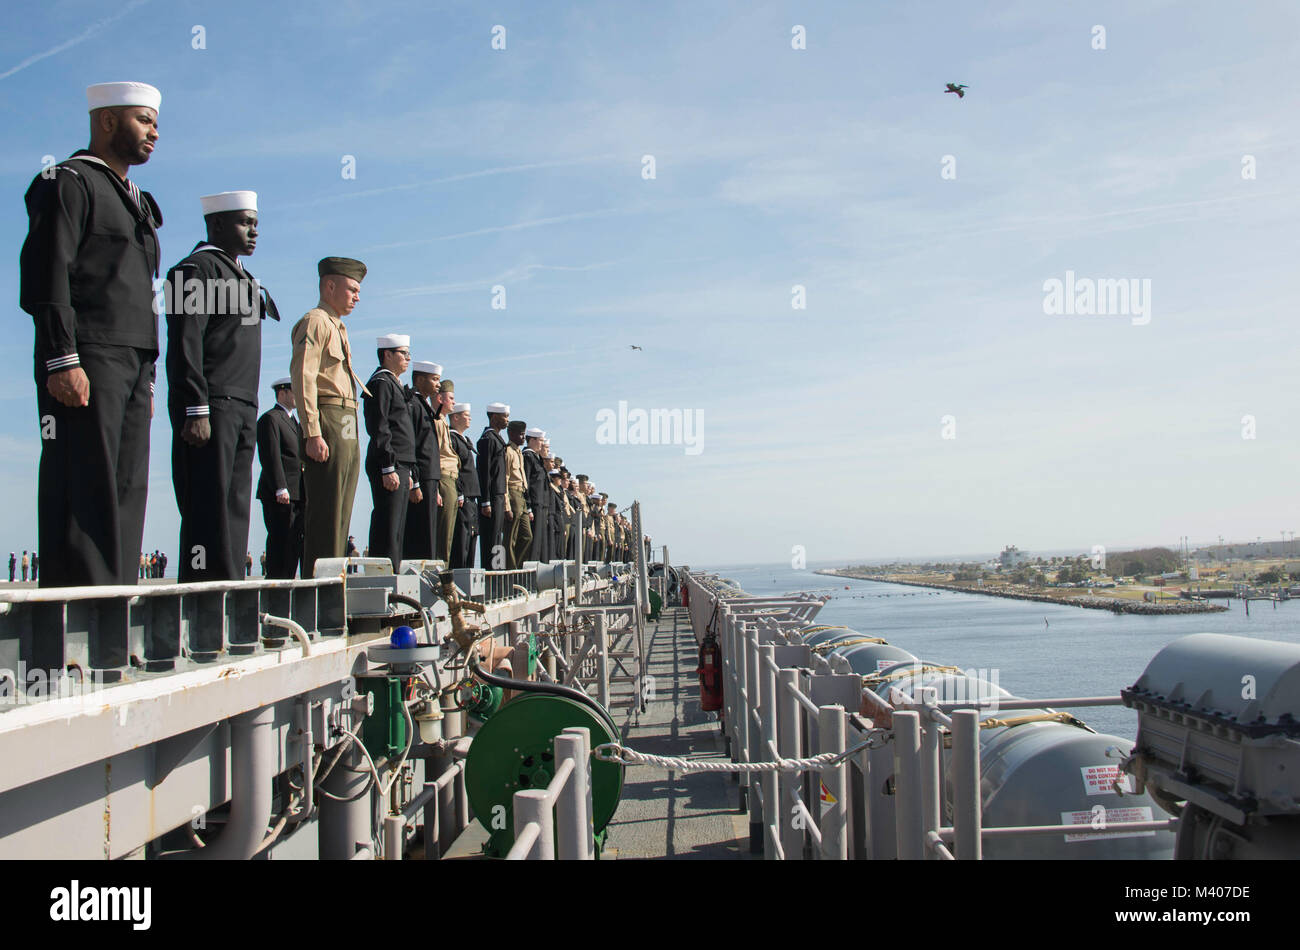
xmin=697 ymin=633 xmax=723 ymax=711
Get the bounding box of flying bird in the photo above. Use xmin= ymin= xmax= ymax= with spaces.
xmin=944 ymin=83 xmax=968 ymax=98
xmin=629 ymin=345 xmax=642 ymax=351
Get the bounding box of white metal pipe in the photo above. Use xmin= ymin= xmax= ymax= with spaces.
xmin=552 ymin=743 xmax=585 ymax=860
xmin=180 ymin=704 xmax=275 ymax=860
xmin=383 ymin=814 xmax=405 ymax=860
xmin=893 ymin=711 xmax=923 ymax=860
xmin=595 ymin=612 xmax=610 ymax=709
xmin=744 ymin=624 xmax=761 ymax=816
xmin=512 ymin=790 xmax=553 ymax=859
xmin=506 ymin=821 xmax=542 ymax=859
xmin=259 ymin=612 xmax=312 ymax=655
xmin=951 ymin=709 xmax=982 ymax=860
xmin=777 ymin=667 xmax=804 ymax=861
xmin=916 ymin=686 xmax=941 ymax=860
xmin=818 ymin=704 xmax=848 ymax=860
xmin=937 ymin=696 xmax=1124 ymax=711
xmin=760 ymin=644 xmax=779 ymax=859
xmin=566 ymin=727 xmax=596 ymax=858
xmin=972 ymin=819 xmax=1178 ymax=839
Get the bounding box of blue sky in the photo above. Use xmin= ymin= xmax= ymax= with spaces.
xmin=2 ymin=0 xmax=1298 ymax=568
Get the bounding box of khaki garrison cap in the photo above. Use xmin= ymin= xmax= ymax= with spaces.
xmin=439 ymin=379 xmax=455 ymax=393
xmin=318 ymin=257 xmax=367 ymax=281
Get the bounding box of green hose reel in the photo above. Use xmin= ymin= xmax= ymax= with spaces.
xmin=464 ymin=692 xmax=623 ymax=857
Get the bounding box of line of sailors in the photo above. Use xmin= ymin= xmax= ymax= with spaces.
xmin=18 ymin=81 xmax=635 ymax=588
xmin=358 ymin=345 xmax=635 ymax=572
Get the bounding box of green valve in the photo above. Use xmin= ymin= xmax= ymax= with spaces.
xmin=359 ymin=676 xmax=406 ymax=759
xmin=467 ymin=682 xmax=503 ymax=720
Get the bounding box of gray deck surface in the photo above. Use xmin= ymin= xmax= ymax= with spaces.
xmin=603 ymin=606 xmax=751 ymax=859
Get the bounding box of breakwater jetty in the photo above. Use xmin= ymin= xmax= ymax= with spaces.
xmin=818 ymin=570 xmax=1229 ymax=615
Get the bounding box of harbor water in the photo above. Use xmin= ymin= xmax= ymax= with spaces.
xmin=705 ymin=561 xmax=1300 ymax=740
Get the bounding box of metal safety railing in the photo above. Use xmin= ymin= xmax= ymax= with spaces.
xmin=381 ymin=756 xmax=471 ymax=861
xmin=505 ymin=727 xmax=596 ymax=859
xmin=684 ymin=570 xmax=1178 ymax=861
xmin=0 ymin=575 xmax=346 ymax=695
xmin=885 ymin=693 xmax=1176 ymax=860
xmin=479 ymin=569 xmax=539 ymax=605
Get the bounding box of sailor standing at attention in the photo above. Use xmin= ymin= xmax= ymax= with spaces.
xmin=402 ymin=361 xmax=440 ymax=560
xmin=548 ymin=469 xmax=568 ymax=560
xmin=362 ymin=335 xmax=416 ymax=570
xmin=523 ymin=428 xmax=548 ymax=562
xmin=433 ymin=379 xmax=461 ymax=563
xmin=256 ymin=377 xmax=305 ymax=578
xmin=167 ymin=191 xmax=278 ymax=581
xmin=504 ymin=420 xmax=531 ymax=569
xmin=476 ymin=404 xmax=510 ymax=569
xmin=448 ymin=401 xmax=479 ymax=568
xmin=20 ymin=82 xmax=162 ymax=588
xmin=290 ymin=257 xmax=370 ymax=577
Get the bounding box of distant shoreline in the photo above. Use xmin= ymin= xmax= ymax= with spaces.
xmin=818 ymin=569 xmax=1229 ymax=615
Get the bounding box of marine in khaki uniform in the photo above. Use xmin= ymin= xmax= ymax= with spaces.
xmin=604 ymin=500 xmax=618 ymax=561
xmin=290 ymin=257 xmax=370 ymax=577
xmin=503 ymin=419 xmax=531 ymax=569
xmin=434 ymin=379 xmax=460 ymax=563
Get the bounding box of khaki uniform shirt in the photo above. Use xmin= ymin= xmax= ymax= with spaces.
xmin=504 ymin=442 xmax=526 ymax=515
xmin=290 ymin=303 xmax=369 ymax=439
xmin=435 ymin=416 xmax=459 ymax=478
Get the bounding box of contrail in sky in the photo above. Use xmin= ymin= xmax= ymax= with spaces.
xmin=0 ymin=0 xmax=153 ymax=81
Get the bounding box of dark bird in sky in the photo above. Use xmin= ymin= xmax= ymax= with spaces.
xmin=629 ymin=345 xmax=642 ymax=351
xmin=944 ymin=83 xmax=968 ymax=98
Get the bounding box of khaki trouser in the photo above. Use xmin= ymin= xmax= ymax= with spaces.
xmin=437 ymin=472 xmax=458 ymax=563
xmin=302 ymin=403 xmax=359 ymax=577
xmin=506 ymin=488 xmax=531 ymax=569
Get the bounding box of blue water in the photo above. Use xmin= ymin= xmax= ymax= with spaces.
xmin=703 ymin=561 xmax=1300 ymax=741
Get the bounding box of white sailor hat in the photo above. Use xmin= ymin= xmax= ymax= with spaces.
xmin=486 ymin=402 xmax=510 ymax=415
xmin=525 ymin=427 xmax=546 ymax=439
xmin=549 ymin=469 xmax=563 ymax=478
xmin=200 ymin=191 xmax=257 ymax=215
xmin=86 ymin=82 xmax=161 ymax=112
xmin=271 ymin=376 xmax=292 ymax=389
xmin=377 ymin=334 xmax=410 ymax=349
xmin=452 ymin=402 xmax=471 ymax=414
xmin=411 ymin=361 xmax=441 ymax=376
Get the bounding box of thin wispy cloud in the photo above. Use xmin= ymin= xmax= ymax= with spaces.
xmin=0 ymin=0 xmax=153 ymax=80
xmin=278 ymin=155 xmax=620 ymax=209
xmin=361 ymin=208 xmax=638 ymax=251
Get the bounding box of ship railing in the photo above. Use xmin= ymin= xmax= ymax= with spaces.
xmin=479 ymin=569 xmax=540 ymax=605
xmin=381 ymin=755 xmax=471 ymax=861
xmin=683 ymin=568 xmax=1179 ymax=860
xmin=505 ymin=727 xmax=596 ymax=859
xmin=890 ymin=694 xmax=1177 ymax=860
xmin=0 ymin=575 xmax=346 ymax=701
